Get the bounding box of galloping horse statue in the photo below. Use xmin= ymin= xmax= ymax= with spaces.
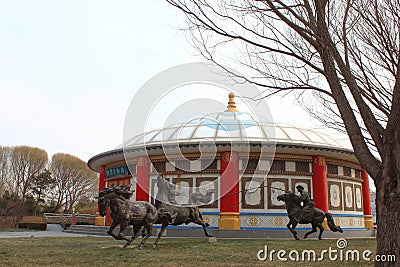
xmin=153 ymin=174 xmax=213 ymax=248
xmin=277 ymin=192 xmax=343 ymax=240
xmin=96 ymin=185 xmax=158 ymax=249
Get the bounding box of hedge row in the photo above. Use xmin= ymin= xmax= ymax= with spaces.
xmin=18 ymin=222 xmax=47 ymax=230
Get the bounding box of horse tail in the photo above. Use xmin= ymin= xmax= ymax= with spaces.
xmin=325 ymin=212 xmax=343 ymax=233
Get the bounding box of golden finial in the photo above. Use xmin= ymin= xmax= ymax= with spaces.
xmin=225 ymin=93 xmax=239 ymax=112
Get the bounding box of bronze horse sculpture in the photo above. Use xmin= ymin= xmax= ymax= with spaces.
xmin=96 ymin=185 xmax=158 ymax=249
xmin=153 ymin=174 xmax=213 ymax=248
xmin=277 ymin=192 xmax=343 ymax=240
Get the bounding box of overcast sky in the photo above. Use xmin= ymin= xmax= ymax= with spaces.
xmin=0 ymin=0 xmax=331 ymax=162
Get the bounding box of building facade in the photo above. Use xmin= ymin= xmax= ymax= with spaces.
xmin=88 ymin=94 xmax=373 ymax=230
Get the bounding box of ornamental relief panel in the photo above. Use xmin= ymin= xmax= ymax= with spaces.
xmin=343 ymin=183 xmax=354 ymax=211
xmin=222 ymin=152 xmax=237 ymax=163
xmin=328 ymin=181 xmax=343 ymax=210
xmin=241 ymin=177 xmax=264 ymax=209
xmin=354 ymin=184 xmax=363 ymax=212
xmin=267 ymin=178 xmax=288 ymax=209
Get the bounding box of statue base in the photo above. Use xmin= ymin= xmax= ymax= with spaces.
xmin=203 ymin=237 xmax=217 ymax=243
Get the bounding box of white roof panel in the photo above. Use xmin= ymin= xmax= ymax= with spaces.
xmin=123 ymin=111 xmax=353 ymax=151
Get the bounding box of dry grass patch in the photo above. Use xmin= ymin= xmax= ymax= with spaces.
xmin=0 ymin=237 xmax=376 ymax=266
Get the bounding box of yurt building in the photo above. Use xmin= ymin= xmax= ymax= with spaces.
xmin=88 ymin=94 xmax=373 ymax=231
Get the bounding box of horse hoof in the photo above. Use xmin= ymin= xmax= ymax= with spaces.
xmin=137 ymin=245 xmax=142 ymax=250
xmin=152 ymin=244 xmax=158 ymax=249
xmin=295 ymin=237 xmax=299 ymax=240
xmin=303 ymin=236 xmax=307 ymax=239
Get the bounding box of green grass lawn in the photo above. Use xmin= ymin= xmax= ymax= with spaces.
xmin=0 ymin=236 xmax=376 ymax=266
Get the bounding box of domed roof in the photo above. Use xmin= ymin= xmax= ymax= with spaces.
xmin=88 ymin=93 xmax=356 ymax=172
xmin=123 ymin=111 xmax=352 ymax=152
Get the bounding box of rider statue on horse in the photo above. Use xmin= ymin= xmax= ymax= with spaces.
xmin=294 ymin=184 xmax=314 ymax=223
xmin=277 ymin=185 xmax=343 ymax=240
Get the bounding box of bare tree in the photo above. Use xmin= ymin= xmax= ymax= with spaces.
xmin=166 ymin=0 xmax=399 ymax=264
xmin=50 ymin=153 xmax=97 ymax=213
xmin=0 ymin=146 xmax=11 ymax=195
xmin=9 ymin=146 xmax=48 ymax=203
xmin=29 ymin=169 xmax=53 ymax=215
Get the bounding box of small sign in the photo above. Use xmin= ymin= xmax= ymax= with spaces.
xmin=105 ymin=166 xmax=129 ymax=178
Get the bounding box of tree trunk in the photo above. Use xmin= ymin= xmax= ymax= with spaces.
xmin=376 ymin=181 xmax=400 ymax=266
xmin=375 ymin=133 xmax=400 ymax=266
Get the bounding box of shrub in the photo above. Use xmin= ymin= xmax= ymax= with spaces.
xmin=18 ymin=222 xmax=47 ymax=230
xmin=0 ymin=216 xmax=16 ymax=228
xmin=21 ymin=216 xmax=45 ymax=223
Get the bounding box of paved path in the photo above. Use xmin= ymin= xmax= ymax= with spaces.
xmin=0 ymin=224 xmax=92 ymax=238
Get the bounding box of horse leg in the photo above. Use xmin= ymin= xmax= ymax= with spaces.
xmin=153 ymin=223 xmax=168 ymax=248
xmin=107 ymin=219 xmax=120 ymax=240
xmin=317 ymin=222 xmax=324 ymax=240
xmin=304 ymin=223 xmax=317 ymax=239
xmin=138 ymin=223 xmax=153 ymax=250
xmin=201 ymin=223 xmax=213 ymax=237
xmin=141 ymin=228 xmax=146 ymax=238
xmin=192 ymin=212 xmax=213 ymax=237
xmin=287 ymin=219 xmax=299 ymax=240
xmin=123 ymin=225 xmax=141 ymax=248
xmin=199 ymin=212 xmax=210 ymax=227
xmin=193 ymin=218 xmax=213 ymax=237
xmin=118 ymin=221 xmax=133 ymax=247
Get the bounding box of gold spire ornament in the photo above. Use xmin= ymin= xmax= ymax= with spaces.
xmin=225 ymin=93 xmax=239 ymax=112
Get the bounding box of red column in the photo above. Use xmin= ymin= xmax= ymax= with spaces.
xmin=95 ymin=165 xmax=106 ymax=226
xmin=219 ymin=152 xmax=240 ymax=230
xmin=361 ymin=170 xmax=373 ymax=229
xmin=99 ymin=165 xmax=106 ymax=191
xmin=312 ymin=156 xmax=328 ymax=212
xmin=136 ymin=156 xmax=150 ymax=201
xmin=97 ymin=165 xmax=106 ymax=212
